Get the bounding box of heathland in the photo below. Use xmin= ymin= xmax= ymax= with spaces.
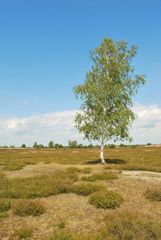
xmin=1 ymin=146 xmax=161 ymax=239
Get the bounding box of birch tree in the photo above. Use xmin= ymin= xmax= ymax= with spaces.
xmin=74 ymin=38 xmax=145 ymax=163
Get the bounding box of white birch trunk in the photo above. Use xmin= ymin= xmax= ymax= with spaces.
xmin=100 ymin=143 xmax=106 ymax=164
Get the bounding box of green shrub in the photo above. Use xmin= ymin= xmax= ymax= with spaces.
xmin=0 ymin=199 xmax=11 ymax=212
xmin=89 ymin=191 xmax=123 ymax=209
xmin=145 ymin=188 xmax=161 ymax=201
xmin=13 ymin=200 xmax=45 ymax=216
xmin=13 ymin=227 xmax=33 ymax=239
xmin=71 ymin=183 xmax=106 ymax=196
xmin=81 ymin=172 xmax=117 ymax=182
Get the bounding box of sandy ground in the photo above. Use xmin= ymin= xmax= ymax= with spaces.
xmin=122 ymin=170 xmax=161 ymax=182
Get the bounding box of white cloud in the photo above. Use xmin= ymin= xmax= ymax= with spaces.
xmin=0 ymin=104 xmax=161 ymax=146
xmin=0 ymin=110 xmax=82 ymax=146
xmin=131 ymin=104 xmax=161 ymax=144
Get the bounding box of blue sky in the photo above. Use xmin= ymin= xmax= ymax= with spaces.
xmin=0 ymin=0 xmax=161 ymax=145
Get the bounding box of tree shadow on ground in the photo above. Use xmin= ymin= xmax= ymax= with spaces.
xmin=85 ymin=158 xmax=127 ymax=165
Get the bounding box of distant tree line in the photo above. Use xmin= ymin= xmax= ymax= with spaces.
xmin=0 ymin=142 xmax=152 ymax=149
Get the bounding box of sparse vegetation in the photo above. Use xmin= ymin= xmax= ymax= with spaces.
xmin=81 ymin=172 xmax=117 ymax=182
xmin=13 ymin=227 xmax=33 ymax=239
xmin=56 ymin=221 xmax=66 ymax=229
xmin=0 ymin=212 xmax=8 ymax=218
xmin=104 ymin=211 xmax=161 ymax=240
xmin=89 ymin=190 xmax=123 ymax=209
xmin=70 ymin=183 xmax=106 ymax=196
xmin=66 ymin=167 xmax=82 ymax=174
xmin=13 ymin=199 xmax=45 ymax=216
xmin=145 ymin=187 xmax=161 ymax=201
xmin=82 ymin=167 xmax=92 ymax=174
xmin=48 ymin=231 xmax=74 ymax=240
xmin=0 ymin=199 xmax=11 ymax=212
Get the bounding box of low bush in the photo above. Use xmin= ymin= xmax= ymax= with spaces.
xmin=12 ymin=199 xmax=45 ymax=216
xmin=81 ymin=172 xmax=117 ymax=182
xmin=145 ymin=188 xmax=161 ymax=201
xmin=89 ymin=191 xmax=123 ymax=209
xmin=0 ymin=199 xmax=11 ymax=212
xmin=71 ymin=183 xmax=106 ymax=196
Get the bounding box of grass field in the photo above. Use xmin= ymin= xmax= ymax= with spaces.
xmin=1 ymin=146 xmax=161 ymax=239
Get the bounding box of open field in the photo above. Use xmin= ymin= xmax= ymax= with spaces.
xmin=1 ymin=146 xmax=161 ymax=239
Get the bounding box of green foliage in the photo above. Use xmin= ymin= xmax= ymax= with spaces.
xmin=13 ymin=227 xmax=33 ymax=239
xmin=119 ymin=143 xmax=128 ymax=147
xmin=81 ymin=172 xmax=117 ymax=182
xmin=89 ymin=190 xmax=123 ymax=209
xmin=54 ymin=143 xmax=64 ymax=149
xmin=13 ymin=200 xmax=45 ymax=216
xmin=21 ymin=144 xmax=26 ymax=148
xmin=68 ymin=140 xmax=78 ymax=148
xmin=74 ymin=37 xmax=145 ymax=146
xmin=145 ymin=188 xmax=161 ymax=201
xmin=48 ymin=141 xmax=54 ymax=148
xmin=71 ymin=183 xmax=106 ymax=196
xmin=108 ymin=144 xmax=115 ymax=148
xmin=0 ymin=199 xmax=11 ymax=212
xmin=33 ymin=141 xmax=38 ymax=148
